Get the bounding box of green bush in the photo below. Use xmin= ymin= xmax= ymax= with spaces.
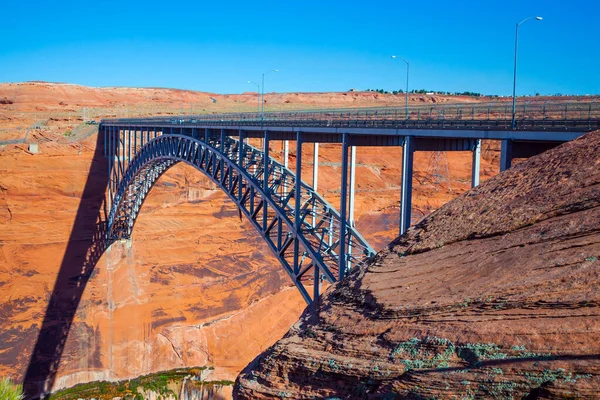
xmin=0 ymin=377 xmax=24 ymax=400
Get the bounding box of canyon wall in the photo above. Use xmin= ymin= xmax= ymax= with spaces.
xmin=0 ymin=83 xmax=497 ymax=397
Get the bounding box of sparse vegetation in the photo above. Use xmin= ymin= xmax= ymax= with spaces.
xmin=47 ymin=367 xmax=231 ymax=400
xmin=0 ymin=377 xmax=24 ymax=400
xmin=364 ymin=88 xmax=485 ymax=97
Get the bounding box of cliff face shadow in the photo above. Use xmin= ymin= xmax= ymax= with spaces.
xmin=22 ymin=130 xmax=112 ymax=399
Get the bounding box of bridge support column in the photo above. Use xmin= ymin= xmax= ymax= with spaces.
xmin=400 ymin=136 xmax=414 ymax=235
xmin=220 ymin=129 xmax=226 ymax=183
xmin=115 ymin=128 xmax=121 ymax=193
xmin=472 ymin=139 xmax=481 ymax=188
xmin=293 ymin=132 xmax=302 ymax=276
xmin=500 ymin=139 xmax=513 ymax=172
xmin=238 ymin=129 xmax=245 ymax=200
xmin=103 ymin=125 xmax=107 ymax=157
xmin=263 ymin=131 xmax=270 ymax=232
xmin=339 ymin=133 xmax=349 ymax=280
xmin=127 ymin=128 xmax=131 ymax=171
xmin=312 ymin=143 xmax=319 ymax=228
xmin=349 ymin=146 xmax=356 ymax=228
xmin=106 ymin=127 xmax=112 ymax=208
xmin=283 ymin=139 xmax=289 ymax=196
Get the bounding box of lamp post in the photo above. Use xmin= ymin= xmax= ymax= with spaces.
xmin=512 ymin=16 xmax=542 ymax=129
xmin=391 ymin=55 xmax=409 ymax=119
xmin=261 ymin=69 xmax=278 ymax=121
xmin=247 ymin=81 xmax=261 ymax=113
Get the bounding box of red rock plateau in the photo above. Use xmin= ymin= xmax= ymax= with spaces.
xmin=234 ymin=130 xmax=600 ymax=399
xmin=1 ymin=82 xmax=506 ymax=396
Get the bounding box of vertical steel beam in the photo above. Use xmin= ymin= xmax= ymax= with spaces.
xmin=500 ymin=139 xmax=513 ymax=172
xmin=107 ymin=127 xmax=112 ymax=208
xmin=116 ymin=128 xmax=121 ymax=189
xmin=263 ymin=130 xmax=270 ymax=232
xmin=263 ymin=131 xmax=269 ymax=191
xmin=312 ymin=143 xmax=319 ymax=228
xmin=220 ymin=129 xmax=226 ymax=182
xmin=283 ymin=139 xmax=290 ymax=196
xmin=312 ymin=143 xmax=319 ymax=192
xmin=400 ymin=135 xmax=414 ymax=235
xmin=347 ymin=144 xmax=356 ymax=271
xmin=127 ymin=128 xmax=131 ymax=170
xmin=349 ymin=145 xmax=356 ymax=227
xmin=339 ymin=133 xmax=349 ymax=280
xmin=472 ymin=139 xmax=481 ymax=187
xmin=238 ymin=129 xmax=244 ymax=201
xmin=313 ymin=263 xmax=320 ymax=302
xmin=293 ymin=132 xmax=302 ymax=276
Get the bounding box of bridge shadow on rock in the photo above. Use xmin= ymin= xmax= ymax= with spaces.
xmin=22 ymin=131 xmax=112 ymax=399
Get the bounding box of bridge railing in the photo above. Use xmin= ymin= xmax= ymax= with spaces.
xmin=102 ymin=99 xmax=600 ymax=131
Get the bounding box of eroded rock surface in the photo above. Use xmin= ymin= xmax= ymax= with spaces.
xmin=234 ymin=131 xmax=600 ymax=399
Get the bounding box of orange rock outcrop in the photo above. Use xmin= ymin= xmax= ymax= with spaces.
xmin=234 ymin=131 xmax=600 ymax=398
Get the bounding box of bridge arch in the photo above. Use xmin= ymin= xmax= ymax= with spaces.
xmin=107 ymin=133 xmax=374 ymax=303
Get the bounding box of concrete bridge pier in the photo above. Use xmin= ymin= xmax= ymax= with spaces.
xmin=472 ymin=139 xmax=481 ymax=187
xmin=400 ymin=136 xmax=414 ymax=236
xmin=500 ymin=139 xmax=513 ymax=172
xmin=501 ymin=139 xmax=562 ymax=172
xmin=400 ymin=136 xmax=481 ymax=235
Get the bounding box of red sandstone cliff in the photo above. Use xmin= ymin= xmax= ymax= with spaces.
xmin=0 ymin=83 xmax=499 ymax=396
xmin=234 ymin=130 xmax=600 ymax=398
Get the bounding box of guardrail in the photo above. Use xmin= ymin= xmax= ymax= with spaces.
xmin=102 ymin=99 xmax=600 ymax=132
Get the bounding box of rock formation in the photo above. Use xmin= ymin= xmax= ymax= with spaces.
xmin=234 ymin=130 xmax=600 ymax=398
xmin=0 ymin=82 xmax=502 ymax=397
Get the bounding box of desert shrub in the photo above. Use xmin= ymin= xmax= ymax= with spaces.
xmin=0 ymin=377 xmax=24 ymax=400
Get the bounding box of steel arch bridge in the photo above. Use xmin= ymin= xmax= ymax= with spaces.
xmin=102 ymin=100 xmax=600 ymax=304
xmin=107 ymin=132 xmax=375 ymax=304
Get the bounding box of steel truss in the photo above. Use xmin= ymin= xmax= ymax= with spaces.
xmin=106 ymin=130 xmax=375 ymax=304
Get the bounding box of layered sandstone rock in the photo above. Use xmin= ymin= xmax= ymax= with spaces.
xmin=234 ymin=131 xmax=600 ymax=398
xmin=0 ymin=83 xmax=497 ymax=397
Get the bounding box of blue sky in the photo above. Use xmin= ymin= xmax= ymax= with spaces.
xmin=1 ymin=0 xmax=598 ymax=95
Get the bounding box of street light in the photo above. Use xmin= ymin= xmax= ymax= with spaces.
xmin=262 ymin=69 xmax=278 ymax=121
xmin=247 ymin=81 xmax=261 ymax=113
xmin=391 ymin=55 xmax=409 ymax=119
xmin=512 ymin=16 xmax=542 ymax=129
